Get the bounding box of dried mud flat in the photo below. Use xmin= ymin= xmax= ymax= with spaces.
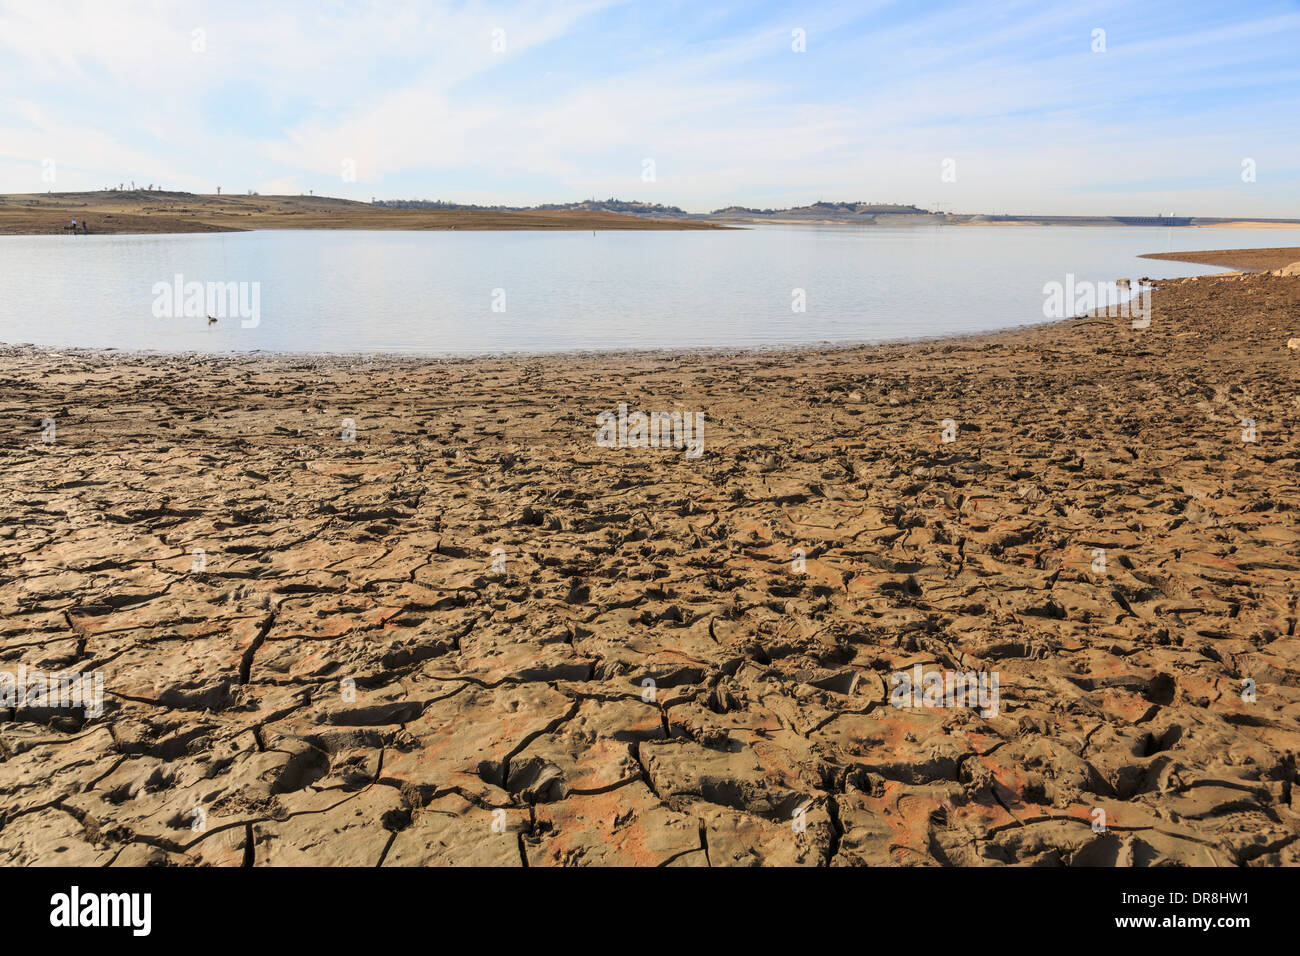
xmin=2 ymin=266 xmax=1299 ymax=867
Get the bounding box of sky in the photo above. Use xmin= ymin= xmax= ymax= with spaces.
xmin=1 ymin=0 xmax=1298 ymax=215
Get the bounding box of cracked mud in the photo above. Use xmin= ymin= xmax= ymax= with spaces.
xmin=2 ymin=269 xmax=1299 ymax=866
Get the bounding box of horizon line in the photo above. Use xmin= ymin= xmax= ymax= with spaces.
xmin=8 ymin=189 xmax=1300 ymax=224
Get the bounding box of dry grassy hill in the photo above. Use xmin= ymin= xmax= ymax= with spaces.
xmin=0 ymin=191 xmax=723 ymax=235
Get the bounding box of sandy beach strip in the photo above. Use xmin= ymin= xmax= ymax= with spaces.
xmin=1142 ymin=246 xmax=1300 ymax=272
xmin=1 ymin=251 xmax=1298 ymax=866
xmin=1192 ymin=222 xmax=1300 ymax=229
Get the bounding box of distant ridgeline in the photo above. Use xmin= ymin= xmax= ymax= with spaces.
xmin=370 ymin=198 xmax=690 ymax=217
xmin=361 ymin=199 xmax=1300 ymax=226
xmin=367 ymin=198 xmax=933 ymax=219
xmin=974 ymin=214 xmax=1196 ymax=226
xmin=711 ymin=201 xmax=931 ymax=216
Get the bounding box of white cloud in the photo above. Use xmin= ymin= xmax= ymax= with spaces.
xmin=0 ymin=0 xmax=1296 ymax=215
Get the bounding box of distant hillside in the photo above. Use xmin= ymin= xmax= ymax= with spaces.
xmin=536 ymin=199 xmax=689 ymax=217
xmin=7 ymin=191 xmax=1291 ymax=235
xmin=374 ymin=197 xmax=938 ymax=220
xmin=709 ymin=201 xmax=933 ymax=219
xmin=0 ymin=191 xmax=721 ymax=235
xmin=374 ymin=197 xmax=690 ymax=218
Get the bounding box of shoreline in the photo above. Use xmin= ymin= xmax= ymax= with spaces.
xmin=4 ymin=254 xmax=1299 ymax=867
xmin=0 ymin=248 xmax=1285 ymax=363
xmin=1140 ymin=246 xmax=1300 ymax=273
xmin=0 ymin=313 xmax=1127 ymax=365
xmin=5 ymin=191 xmax=1298 ymax=237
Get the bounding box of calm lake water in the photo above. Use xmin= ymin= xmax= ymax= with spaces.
xmin=0 ymin=225 xmax=1287 ymax=354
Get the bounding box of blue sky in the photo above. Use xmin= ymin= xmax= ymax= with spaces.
xmin=2 ymin=0 xmax=1298 ymax=215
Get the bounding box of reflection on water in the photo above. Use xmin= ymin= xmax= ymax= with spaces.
xmin=0 ymin=224 xmax=1279 ymax=354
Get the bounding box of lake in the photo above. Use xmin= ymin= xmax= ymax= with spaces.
xmin=0 ymin=224 xmax=1286 ymax=354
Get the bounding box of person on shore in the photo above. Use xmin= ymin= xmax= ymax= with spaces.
xmin=70 ymin=218 xmax=77 ymax=233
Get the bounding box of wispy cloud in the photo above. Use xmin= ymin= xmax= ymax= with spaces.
xmin=1 ymin=0 xmax=1296 ymax=215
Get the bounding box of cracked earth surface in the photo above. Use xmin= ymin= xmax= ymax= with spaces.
xmin=2 ymin=270 xmax=1299 ymax=866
